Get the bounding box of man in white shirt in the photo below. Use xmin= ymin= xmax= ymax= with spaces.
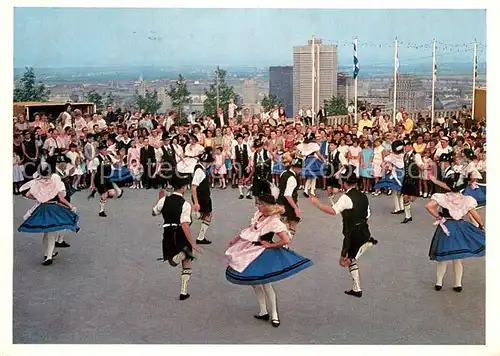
xmin=310 ymin=165 xmax=377 ymax=298
xmin=152 ymin=172 xmax=201 ymax=301
xmin=401 ymin=138 xmax=424 ymax=224
xmin=434 ymin=136 xmax=453 ymax=161
xmin=278 ymin=157 xmax=303 ymax=243
xmin=187 ymin=112 xmax=196 ymax=125
xmin=305 ymin=107 xmax=313 ymax=126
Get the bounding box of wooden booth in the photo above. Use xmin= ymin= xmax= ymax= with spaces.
xmin=13 ymin=101 xmax=96 ymax=120
xmin=474 ymin=87 xmax=486 ymax=121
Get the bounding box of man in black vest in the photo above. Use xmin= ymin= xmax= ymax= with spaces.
xmin=232 ymin=133 xmax=252 ymax=199
xmin=140 ymin=138 xmax=157 ymax=189
xmin=250 ymin=138 xmax=273 ymax=201
xmin=88 ymin=141 xmax=124 ymax=217
xmin=278 ymin=156 xmax=303 ymax=243
xmin=310 ymin=165 xmax=378 ymax=298
xmin=401 ymin=138 xmax=424 ymax=223
xmin=191 ymin=147 xmax=215 ymax=245
xmin=152 ymin=171 xmax=202 ymax=301
xmin=156 ymin=135 xmax=177 ymax=189
xmin=325 ymin=140 xmax=348 ymax=203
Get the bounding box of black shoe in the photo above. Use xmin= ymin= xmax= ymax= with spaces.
xmin=179 ymin=293 xmax=190 ymax=301
xmin=246 ymin=195 xmax=252 ymax=200
xmin=344 ymin=290 xmax=362 ymax=298
xmin=99 ymin=211 xmax=107 ymax=217
xmin=55 ymin=241 xmax=70 ymax=248
xmin=254 ymin=314 xmax=270 ymax=321
xmin=435 ymin=285 xmax=442 ymax=291
xmin=42 ymin=259 xmax=53 ymax=266
xmin=196 ymin=238 xmax=212 ymax=245
xmin=117 ymin=190 xmax=124 ymax=198
xmin=303 ymin=192 xmax=309 ymax=198
xmin=391 ymin=210 xmax=404 ymax=215
xmin=271 ymin=319 xmax=280 ymax=327
xmin=401 ymin=217 xmax=413 ymax=224
xmin=453 ymin=286 xmax=463 ymax=293
xmin=239 ymin=194 xmax=244 ymax=199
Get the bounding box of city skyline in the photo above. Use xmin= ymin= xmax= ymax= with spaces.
xmin=14 ymin=8 xmax=486 ymax=68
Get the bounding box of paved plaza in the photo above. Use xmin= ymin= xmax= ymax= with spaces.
xmin=13 ymin=188 xmax=485 ymax=344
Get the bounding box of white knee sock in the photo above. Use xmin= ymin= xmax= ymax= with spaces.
xmin=246 ymin=185 xmax=252 ymax=196
xmin=453 ymin=259 xmax=463 ymax=287
xmin=263 ymin=284 xmax=279 ymax=321
xmin=172 ymin=251 xmax=186 ymax=265
xmin=56 ymin=232 xmax=65 ymax=243
xmin=304 ymin=179 xmax=312 ymax=193
xmin=355 ymin=242 xmax=373 ymax=260
xmin=197 ymin=220 xmax=210 ymax=241
xmin=252 ymin=285 xmax=268 ymax=316
xmin=238 ymin=185 xmax=243 ymax=195
xmin=112 ymin=183 xmax=122 ymax=197
xmin=99 ymin=199 xmax=106 ymax=212
xmin=398 ymin=194 xmax=404 ymax=211
xmin=180 ymin=268 xmax=191 ymax=295
xmin=404 ymin=201 xmax=412 ymax=219
xmin=310 ymin=178 xmax=317 ymax=195
xmin=43 ymin=233 xmax=56 ymax=259
xmin=392 ymin=193 xmax=400 ymax=212
xmin=348 ymin=261 xmax=361 ymax=292
xmin=436 ymin=261 xmax=448 ymax=286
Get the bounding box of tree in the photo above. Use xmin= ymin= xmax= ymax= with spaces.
xmin=203 ymin=67 xmax=236 ymax=116
xmin=85 ymin=89 xmax=104 ymax=112
xmin=133 ymin=89 xmax=162 ymax=114
xmin=13 ymin=67 xmax=50 ymax=102
xmin=261 ymin=93 xmax=284 ymax=111
xmin=324 ymin=96 xmax=348 ymax=116
xmin=166 ymin=74 xmax=191 ymax=121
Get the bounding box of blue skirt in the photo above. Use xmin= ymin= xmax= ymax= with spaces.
xmin=226 ymin=248 xmax=313 ymax=285
xmin=462 ymin=184 xmax=486 ymax=207
xmin=18 ymin=203 xmax=80 ymax=233
xmin=374 ymin=168 xmax=403 ymax=192
xmin=109 ymin=166 xmax=133 ymax=182
xmin=272 ymin=162 xmax=286 ymax=175
xmin=301 ymin=156 xmax=323 ymax=178
xmin=225 ymin=159 xmax=232 ymax=170
xmin=429 ymin=219 xmax=485 ymax=262
xmin=359 ymin=164 xmax=373 ymax=178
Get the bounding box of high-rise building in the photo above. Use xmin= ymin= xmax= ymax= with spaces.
xmin=293 ymin=38 xmax=338 ymax=115
xmin=336 ymin=72 xmax=354 ymax=106
xmin=388 ymin=74 xmax=426 ymax=113
xmin=269 ymin=66 xmax=293 ymax=117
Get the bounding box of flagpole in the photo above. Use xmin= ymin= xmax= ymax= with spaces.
xmin=392 ymin=37 xmax=398 ymax=125
xmin=354 ymin=37 xmax=358 ymax=124
xmin=311 ymin=35 xmax=315 ymax=125
xmin=431 ymin=39 xmax=436 ymax=130
xmin=472 ymin=40 xmax=477 ymax=121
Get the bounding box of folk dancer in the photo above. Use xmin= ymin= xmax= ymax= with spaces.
xmin=461 ymin=170 xmax=486 ymax=227
xmin=310 ymin=165 xmax=378 ymax=298
xmin=250 ymin=138 xmax=274 ymax=201
xmin=152 ymin=171 xmax=202 ymax=300
xmin=53 ymin=155 xmax=76 ymax=248
xmin=18 ymin=162 xmax=79 ymax=266
xmin=401 ymin=138 xmax=424 ymax=223
xmin=191 ymin=147 xmax=215 ymax=245
xmin=225 ymin=182 xmax=313 ymax=327
xmin=324 ymin=140 xmax=348 ymax=204
xmin=278 ymin=155 xmax=303 ymax=244
xmin=88 ymin=141 xmax=124 ymax=217
xmin=426 ymin=153 xmax=485 ymax=292
xmin=300 ymin=132 xmax=326 ymax=197
xmin=373 ymin=140 xmax=405 ymax=214
xmin=232 ymin=133 xmax=252 ymax=199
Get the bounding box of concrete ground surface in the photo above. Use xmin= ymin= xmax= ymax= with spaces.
xmin=13 ymin=187 xmax=485 ymax=344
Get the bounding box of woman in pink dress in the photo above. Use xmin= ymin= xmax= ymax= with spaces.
xmin=225 ymin=183 xmax=312 ymax=328
xmin=211 ymin=146 xmax=227 ymax=189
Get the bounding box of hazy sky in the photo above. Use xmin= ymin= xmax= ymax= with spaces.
xmin=14 ymin=8 xmax=486 ymax=68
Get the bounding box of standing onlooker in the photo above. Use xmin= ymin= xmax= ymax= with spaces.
xmin=105 ymin=105 xmax=117 ymax=124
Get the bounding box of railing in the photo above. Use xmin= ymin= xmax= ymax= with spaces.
xmin=326 ymin=108 xmax=463 ymax=127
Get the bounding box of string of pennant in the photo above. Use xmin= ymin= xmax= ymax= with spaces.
xmin=321 ymin=39 xmax=486 ymax=52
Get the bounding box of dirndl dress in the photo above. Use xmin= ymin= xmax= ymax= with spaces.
xmin=428 ymin=193 xmax=485 ymax=262
xmin=461 ymin=184 xmax=486 ymax=208
xmin=18 ymin=201 xmax=79 ymax=233
xmin=225 ymin=212 xmax=312 ymax=285
xmin=374 ymin=167 xmax=403 ymax=192
xmin=109 ymin=166 xmax=133 ymax=182
xmin=272 ymin=154 xmax=286 ymax=175
xmin=301 ymin=155 xmax=323 ymax=178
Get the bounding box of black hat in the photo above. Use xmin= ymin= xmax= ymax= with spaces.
xmin=392 ymin=140 xmax=405 ymax=154
xmin=329 ymin=140 xmax=339 ymax=146
xmin=170 ymin=170 xmax=191 ymax=190
xmin=291 ymin=157 xmax=304 ymax=168
xmin=253 ymin=138 xmax=264 ymax=148
xmin=257 ymin=182 xmax=280 ymax=205
xmin=235 ymin=133 xmax=243 ymax=140
xmin=464 ymin=149 xmax=476 ymax=160
xmin=340 ymin=165 xmax=358 ymax=184
xmin=199 ymin=147 xmax=215 ymax=163
xmin=303 ymin=132 xmax=315 ymax=143
xmin=403 ymin=138 xmax=412 ymax=146
xmin=69 ymin=143 xmax=77 ymax=149
xmin=56 ymin=154 xmax=71 ymax=164
xmin=439 ymin=153 xmax=453 ymax=163
xmin=189 ymin=133 xmax=199 ymax=142
xmin=98 ymin=141 xmax=108 ymax=150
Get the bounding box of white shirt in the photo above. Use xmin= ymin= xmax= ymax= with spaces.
xmin=306 ymin=109 xmax=312 ymax=117
xmin=406 ymin=152 xmax=424 ymax=167
xmin=187 ymin=114 xmax=196 ymax=124
xmin=88 ymin=154 xmax=118 ymax=171
xmin=192 ymin=166 xmax=206 ymax=186
xmin=152 ymin=192 xmax=192 ymax=224
xmin=62 ymin=112 xmax=73 ymax=129
xmin=434 ymin=145 xmax=453 ymax=159
xmin=281 ymin=170 xmax=297 ymax=197
xmin=166 ymin=116 xmax=174 ymax=131
xmin=331 ymin=188 xmax=371 ymax=218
